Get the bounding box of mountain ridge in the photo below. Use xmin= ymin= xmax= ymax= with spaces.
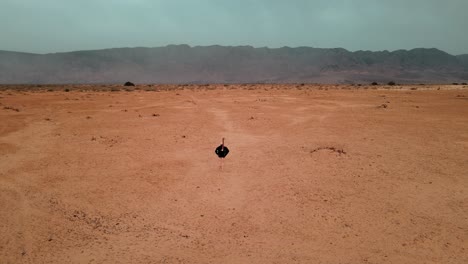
xmin=1 ymin=45 xmax=467 ymax=84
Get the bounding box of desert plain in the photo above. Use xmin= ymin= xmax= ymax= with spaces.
xmin=0 ymin=84 xmax=467 ymax=263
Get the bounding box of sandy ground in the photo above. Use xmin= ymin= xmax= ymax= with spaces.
xmin=0 ymin=84 xmax=467 ymax=264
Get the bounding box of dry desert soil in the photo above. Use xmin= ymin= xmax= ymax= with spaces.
xmin=1 ymin=84 xmax=467 ymax=263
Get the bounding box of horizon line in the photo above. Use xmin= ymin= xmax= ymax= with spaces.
xmin=0 ymin=45 xmax=465 ymax=56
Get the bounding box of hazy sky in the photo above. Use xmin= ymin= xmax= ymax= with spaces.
xmin=1 ymin=0 xmax=467 ymax=55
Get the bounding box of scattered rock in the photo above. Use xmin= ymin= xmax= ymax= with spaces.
xmin=310 ymin=146 xmax=346 ymax=155
xmin=3 ymin=106 xmax=20 ymax=112
xmin=378 ymin=104 xmax=388 ymax=109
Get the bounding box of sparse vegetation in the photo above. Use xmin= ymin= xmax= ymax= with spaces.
xmin=124 ymin=81 xmax=135 ymax=87
xmin=378 ymin=104 xmax=388 ymax=109
xmin=371 ymin=82 xmax=378 ymax=86
xmin=310 ymin=146 xmax=346 ymax=155
xmin=388 ymin=81 xmax=396 ymax=86
xmin=3 ymin=106 xmax=20 ymax=112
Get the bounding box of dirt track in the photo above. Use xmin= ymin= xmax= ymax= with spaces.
xmin=1 ymin=85 xmax=467 ymax=263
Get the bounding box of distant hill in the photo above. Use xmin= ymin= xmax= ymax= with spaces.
xmin=1 ymin=45 xmax=467 ymax=84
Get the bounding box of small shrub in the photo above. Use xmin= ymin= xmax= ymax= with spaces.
xmin=388 ymin=81 xmax=396 ymax=86
xmin=452 ymin=83 xmax=459 ymax=85
xmin=64 ymin=88 xmax=70 ymax=92
xmin=371 ymin=82 xmax=378 ymax=86
xmin=124 ymin=81 xmax=135 ymax=86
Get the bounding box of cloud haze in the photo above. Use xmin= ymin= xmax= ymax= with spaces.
xmin=1 ymin=0 xmax=467 ymax=54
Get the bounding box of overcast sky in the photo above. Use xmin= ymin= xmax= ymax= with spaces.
xmin=1 ymin=0 xmax=467 ymax=55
